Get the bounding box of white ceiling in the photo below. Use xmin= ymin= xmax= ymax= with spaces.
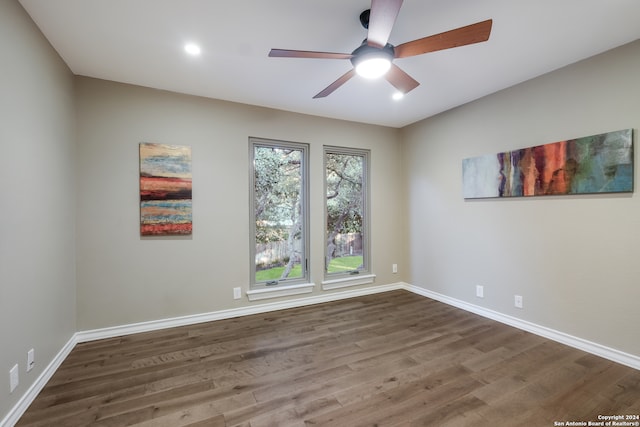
xmin=19 ymin=0 xmax=640 ymax=128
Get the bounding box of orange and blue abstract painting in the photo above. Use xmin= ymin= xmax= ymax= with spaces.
xmin=139 ymin=143 xmax=192 ymax=235
xmin=463 ymin=129 xmax=633 ymax=199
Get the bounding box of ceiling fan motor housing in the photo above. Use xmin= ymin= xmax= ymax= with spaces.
xmin=350 ymin=42 xmax=395 ymax=68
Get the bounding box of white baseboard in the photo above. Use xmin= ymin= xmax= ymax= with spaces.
xmin=4 ymin=281 xmax=638 ymax=426
xmin=1 ymin=334 xmax=77 ymax=427
xmin=76 ymin=282 xmax=405 ymax=343
xmin=404 ymin=283 xmax=640 ymax=371
xmin=70 ymin=281 xmax=640 ymax=370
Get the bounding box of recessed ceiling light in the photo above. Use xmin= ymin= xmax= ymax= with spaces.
xmin=184 ymin=43 xmax=201 ymax=56
xmin=392 ymin=91 xmax=404 ymax=101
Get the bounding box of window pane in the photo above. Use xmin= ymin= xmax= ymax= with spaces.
xmin=253 ymin=143 xmax=306 ymax=284
xmin=325 ymin=149 xmax=368 ymax=275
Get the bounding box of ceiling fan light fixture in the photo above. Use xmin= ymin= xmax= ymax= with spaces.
xmin=355 ymin=56 xmax=391 ymax=79
xmin=351 ymin=43 xmax=395 ymax=79
xmin=184 ymin=43 xmax=201 ymax=56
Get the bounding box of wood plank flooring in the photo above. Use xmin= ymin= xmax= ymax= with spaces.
xmin=16 ymin=290 xmax=640 ymax=426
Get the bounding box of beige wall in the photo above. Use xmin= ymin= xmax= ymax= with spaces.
xmin=0 ymin=0 xmax=76 ymax=419
xmin=402 ymin=40 xmax=640 ymax=356
xmin=74 ymin=77 xmax=405 ymax=330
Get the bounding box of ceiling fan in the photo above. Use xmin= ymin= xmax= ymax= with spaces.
xmin=269 ymin=0 xmax=492 ymax=99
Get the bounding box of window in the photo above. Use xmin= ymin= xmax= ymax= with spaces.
xmin=324 ymin=146 xmax=370 ymax=278
xmin=250 ymin=138 xmax=309 ymax=289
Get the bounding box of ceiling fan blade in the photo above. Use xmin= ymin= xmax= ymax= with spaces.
xmin=269 ymin=49 xmax=352 ymax=60
xmin=313 ymin=69 xmax=356 ymax=99
xmin=367 ymin=0 xmax=403 ymax=48
xmin=385 ymin=64 xmax=419 ymax=94
xmin=394 ymin=19 xmax=493 ymax=58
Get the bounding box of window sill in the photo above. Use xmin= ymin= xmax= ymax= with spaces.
xmin=321 ymin=274 xmax=376 ymax=291
xmin=246 ymin=282 xmax=315 ymax=301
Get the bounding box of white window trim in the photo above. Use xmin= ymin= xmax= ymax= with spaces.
xmin=246 ymin=282 xmax=315 ymax=301
xmin=321 ymin=274 xmax=376 ymax=291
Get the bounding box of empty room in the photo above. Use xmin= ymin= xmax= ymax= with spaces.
xmin=1 ymin=0 xmax=639 ymax=426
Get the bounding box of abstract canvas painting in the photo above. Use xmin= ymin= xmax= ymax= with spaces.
xmin=462 ymin=129 xmax=633 ymax=199
xmin=139 ymin=143 xmax=192 ymax=235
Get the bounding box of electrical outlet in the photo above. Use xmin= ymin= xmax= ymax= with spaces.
xmin=514 ymin=295 xmax=523 ymax=309
xmin=476 ymin=285 xmax=484 ymax=298
xmin=9 ymin=364 xmax=19 ymax=393
xmin=233 ymin=287 xmax=242 ymax=300
xmin=27 ymin=349 xmax=35 ymax=372
xmin=392 ymin=264 xmax=398 ymax=274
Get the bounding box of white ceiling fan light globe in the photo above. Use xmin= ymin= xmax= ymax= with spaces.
xmin=355 ymin=56 xmax=392 ymax=79
xmin=184 ymin=43 xmax=201 ymax=56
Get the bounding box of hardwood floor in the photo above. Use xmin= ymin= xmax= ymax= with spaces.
xmin=16 ymin=290 xmax=640 ymax=426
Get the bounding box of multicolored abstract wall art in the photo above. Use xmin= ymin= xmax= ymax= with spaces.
xmin=462 ymin=129 xmax=633 ymax=199
xmin=139 ymin=143 xmax=192 ymax=235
